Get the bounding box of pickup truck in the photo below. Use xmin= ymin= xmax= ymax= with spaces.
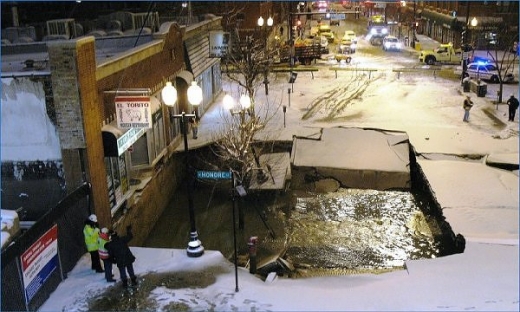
xmin=419 ymin=43 xmax=462 ymax=65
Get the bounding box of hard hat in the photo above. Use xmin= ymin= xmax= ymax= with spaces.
xmin=88 ymin=214 xmax=98 ymax=222
xmin=101 ymin=227 xmax=109 ymax=234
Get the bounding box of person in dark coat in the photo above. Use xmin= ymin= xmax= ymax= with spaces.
xmin=507 ymin=94 xmax=519 ymax=121
xmin=105 ymin=225 xmax=137 ymax=288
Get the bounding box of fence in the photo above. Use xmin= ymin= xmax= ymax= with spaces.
xmin=1 ymin=182 xmax=92 ymax=311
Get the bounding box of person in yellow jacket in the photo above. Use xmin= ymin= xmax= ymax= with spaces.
xmin=83 ymin=214 xmax=103 ymax=273
xmin=98 ymin=227 xmax=115 ymax=282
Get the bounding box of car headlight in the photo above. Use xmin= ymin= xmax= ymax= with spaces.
xmin=382 ymin=28 xmax=388 ymax=34
xmin=396 ymin=43 xmax=402 ymax=48
xmin=384 ymin=42 xmax=390 ymax=48
xmin=370 ymin=28 xmax=377 ymax=35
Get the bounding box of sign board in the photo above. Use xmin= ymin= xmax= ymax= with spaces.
xmin=329 ymin=13 xmax=346 ymax=20
xmin=209 ymin=31 xmax=230 ymax=58
xmin=197 ymin=170 xmax=232 ymax=180
xmin=115 ymin=96 xmax=152 ymax=129
xmin=117 ymin=127 xmax=146 ymax=156
xmin=21 ymin=224 xmax=59 ymax=304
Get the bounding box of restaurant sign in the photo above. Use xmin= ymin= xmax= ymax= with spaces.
xmin=115 ymin=96 xmax=152 ymax=129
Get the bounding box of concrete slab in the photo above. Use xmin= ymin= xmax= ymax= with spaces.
xmin=249 ymin=152 xmax=291 ymax=190
xmin=291 ymin=127 xmax=411 ymax=190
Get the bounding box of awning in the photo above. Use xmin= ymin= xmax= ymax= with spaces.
xmin=456 ymin=16 xmax=503 ymax=31
xmin=184 ymin=34 xmax=219 ymax=78
xmin=102 ymin=125 xmax=125 ymax=157
xmin=421 ymin=9 xmax=458 ymax=29
xmin=176 ymin=70 xmax=193 ymax=84
xmin=102 ymin=96 xmax=161 ymax=157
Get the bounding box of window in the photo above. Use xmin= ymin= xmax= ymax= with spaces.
xmin=129 ymin=96 xmax=166 ymax=169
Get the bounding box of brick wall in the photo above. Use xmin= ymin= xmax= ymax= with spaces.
xmin=48 ymin=37 xmax=111 ymax=225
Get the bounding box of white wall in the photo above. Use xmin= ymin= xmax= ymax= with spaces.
xmin=1 ymin=77 xmax=62 ymax=162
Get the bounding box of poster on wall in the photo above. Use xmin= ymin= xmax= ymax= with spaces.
xmin=209 ymin=30 xmax=230 ymax=58
xmin=115 ymin=96 xmax=152 ymax=129
xmin=21 ymin=224 xmax=59 ymax=304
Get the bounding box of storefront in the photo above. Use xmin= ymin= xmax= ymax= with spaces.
xmin=421 ymin=9 xmax=459 ymax=44
xmin=183 ymin=19 xmax=223 ymax=116
xmin=101 ymin=94 xmax=163 ymax=215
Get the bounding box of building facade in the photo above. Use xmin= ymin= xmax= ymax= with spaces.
xmin=1 ymin=16 xmax=224 ymax=244
xmin=402 ymin=1 xmax=518 ymax=49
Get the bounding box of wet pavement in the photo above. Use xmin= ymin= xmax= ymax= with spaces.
xmin=88 ymin=268 xmax=228 ymax=311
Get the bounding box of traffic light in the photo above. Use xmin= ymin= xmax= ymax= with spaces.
xmin=291 ymin=25 xmax=298 ymax=41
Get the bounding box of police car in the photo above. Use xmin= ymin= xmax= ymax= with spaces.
xmin=464 ymin=61 xmax=514 ymax=83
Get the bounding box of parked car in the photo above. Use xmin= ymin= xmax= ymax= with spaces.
xmin=382 ymin=36 xmax=402 ymax=51
xmin=457 ymin=62 xmax=515 ymax=83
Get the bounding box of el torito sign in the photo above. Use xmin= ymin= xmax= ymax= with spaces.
xmin=115 ymin=96 xmax=152 ymax=129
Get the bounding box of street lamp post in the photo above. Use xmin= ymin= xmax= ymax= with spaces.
xmin=461 ymin=3 xmax=478 ymax=85
xmin=258 ymin=16 xmax=273 ymax=96
xmin=223 ymin=92 xmax=267 ymax=230
xmin=223 ymin=92 xmax=251 ymax=230
xmin=161 ymin=80 xmax=204 ymax=258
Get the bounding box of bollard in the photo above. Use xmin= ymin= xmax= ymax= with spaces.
xmin=248 ymin=236 xmax=258 ymax=274
xmin=283 ymin=105 xmax=287 ymax=128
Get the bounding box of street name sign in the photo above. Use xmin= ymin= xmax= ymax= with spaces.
xmin=197 ymin=170 xmax=232 ymax=180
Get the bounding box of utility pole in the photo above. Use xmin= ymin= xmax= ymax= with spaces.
xmin=461 ymin=2 xmax=471 ymax=85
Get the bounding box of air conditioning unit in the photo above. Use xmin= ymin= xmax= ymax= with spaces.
xmin=46 ymin=18 xmax=77 ymax=39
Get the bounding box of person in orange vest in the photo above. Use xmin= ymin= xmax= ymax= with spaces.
xmin=98 ymin=227 xmax=116 ymax=282
xmin=83 ymin=214 xmax=103 ymax=273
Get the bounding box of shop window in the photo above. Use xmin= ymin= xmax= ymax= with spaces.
xmin=131 ymin=133 xmax=149 ymax=166
xmin=105 ymin=154 xmax=128 ymax=213
xmin=129 ymin=96 xmax=167 ymax=169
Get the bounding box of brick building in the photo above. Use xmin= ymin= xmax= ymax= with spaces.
xmin=389 ymin=1 xmax=519 ymax=49
xmin=1 ymin=16 xmax=223 ymax=244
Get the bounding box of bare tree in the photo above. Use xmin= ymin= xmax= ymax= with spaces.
xmin=481 ymin=29 xmax=518 ymax=103
xmin=210 ymin=9 xmax=281 ymax=189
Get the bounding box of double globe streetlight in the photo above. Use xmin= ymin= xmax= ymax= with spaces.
xmin=161 ymin=80 xmax=204 ymax=257
xmin=223 ymin=93 xmax=251 ymax=120
xmin=257 ymin=16 xmax=273 ymax=96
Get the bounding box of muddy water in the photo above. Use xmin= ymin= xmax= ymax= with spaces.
xmin=145 ymin=183 xmax=439 ymax=276
xmin=286 ymin=188 xmax=438 ymax=274
xmin=88 ymin=267 xmax=228 ymax=311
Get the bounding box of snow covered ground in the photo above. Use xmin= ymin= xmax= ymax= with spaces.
xmin=39 ymin=36 xmax=519 ymax=311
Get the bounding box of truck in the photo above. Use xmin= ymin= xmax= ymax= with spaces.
xmin=419 ymin=43 xmax=462 ymax=65
xmin=294 ymin=38 xmax=322 ymax=65
xmin=276 ymin=38 xmax=322 ymax=65
xmin=367 ymin=15 xmax=388 ymax=45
